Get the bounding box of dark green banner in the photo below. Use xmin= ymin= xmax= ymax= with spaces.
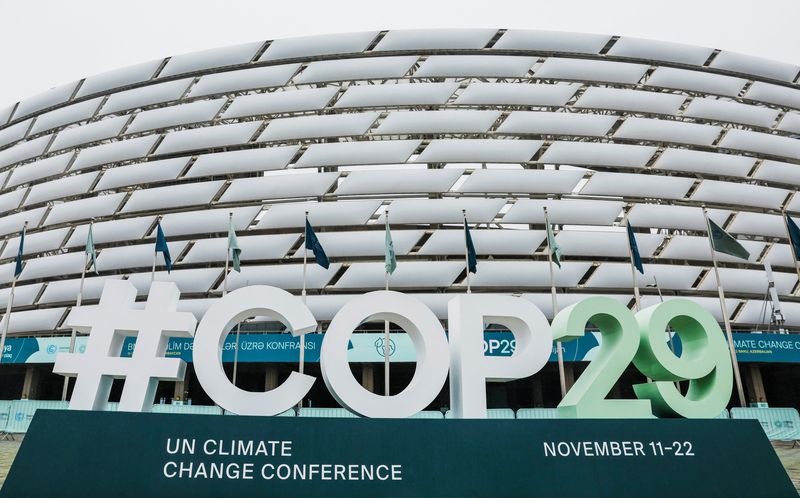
xmin=2 ymin=411 xmax=795 ymax=498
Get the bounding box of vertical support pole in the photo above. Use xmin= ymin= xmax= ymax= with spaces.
xmin=543 ymin=207 xmax=567 ymax=398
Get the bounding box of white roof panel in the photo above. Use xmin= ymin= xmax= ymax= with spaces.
xmin=20 ymin=252 xmax=86 ymax=280
xmin=626 ymin=204 xmax=728 ymax=231
xmin=95 ymin=241 xmax=188 ymax=271
xmin=223 ymin=87 xmax=338 ymax=119
xmin=65 ymin=216 xmax=155 ymax=248
xmin=128 ymin=268 xmax=222 ymax=296
xmin=498 ymin=111 xmax=616 ymax=137
xmin=220 ymin=172 xmax=338 ymax=203
xmin=258 ymin=112 xmax=378 ymax=142
xmin=691 ymin=179 xmax=790 ymax=210
xmin=0 ymin=228 xmax=69 ymax=259
xmin=457 ymin=168 xmax=585 ymax=194
xmin=43 ymin=193 xmax=126 ymax=226
xmin=260 ymin=31 xmax=378 ymax=61
xmin=0 ymin=208 xmax=47 ymax=237
xmin=455 ymin=82 xmax=580 ymax=106
xmin=183 ymin=234 xmax=300 ymax=264
xmin=698 ymin=267 xmax=796 ymax=295
xmin=70 ymin=135 xmax=159 ymax=171
xmin=221 ymin=263 xmax=340 ymax=291
xmin=95 ymin=157 xmax=188 ymax=190
xmin=535 ymin=57 xmax=648 ymax=84
xmin=684 ymin=98 xmax=779 ymax=128
xmin=186 ymin=146 xmax=299 ymax=178
xmin=541 ymin=142 xmax=656 ymax=168
xmin=374 ymin=29 xmax=496 ymax=51
xmin=30 ymin=98 xmax=103 ymax=134
xmin=76 ymin=59 xmax=162 ymax=98
xmin=159 ymin=41 xmax=263 ymax=77
xmin=494 ymin=30 xmax=611 ymax=54
xmin=645 ymin=67 xmax=746 ymax=97
xmin=38 ymin=275 xmax=123 ymax=304
xmin=753 ymin=160 xmax=800 ymax=185
xmin=14 ymin=81 xmax=79 ymax=119
xmin=0 ymin=105 xmax=12 ymax=126
xmin=295 ymin=140 xmax=420 ymax=168
xmin=711 ymin=51 xmax=799 ymax=82
xmin=415 ymin=56 xmax=535 ymax=78
xmin=26 ymin=171 xmax=98 ymax=205
xmin=608 ymin=37 xmax=713 ymax=65
xmin=654 ymin=148 xmax=756 ymax=177
xmin=417 ymin=139 xmax=541 ymax=163
xmin=502 ymin=199 xmax=623 ymax=226
xmin=764 ymin=244 xmax=796 ymax=268
xmin=334 ymin=83 xmax=458 ymax=108
xmin=294 ymin=56 xmax=418 ymax=84
xmin=101 ymin=79 xmax=193 ymax=114
xmin=0 ymin=283 xmax=43 ymax=308
xmin=0 ymin=189 xmax=25 ymax=213
xmin=736 ymin=300 xmax=800 ymax=326
xmin=640 ymin=295 xmax=737 ymax=323
xmin=6 ymin=153 xmax=72 ymax=187
xmin=159 ymin=206 xmax=260 ymax=236
xmin=0 ymin=135 xmax=50 ymax=168
xmin=156 ymin=122 xmax=261 ymax=155
xmin=50 ymin=116 xmax=127 ymax=151
xmin=127 ymin=99 xmax=225 ymax=133
xmin=375 ymin=110 xmax=501 ymax=135
xmin=256 ymin=200 xmax=381 ymax=229
xmin=574 ymin=87 xmax=685 ymax=115
xmin=290 ymin=230 xmax=424 ymax=258
xmin=659 ymin=235 xmax=764 ymax=263
xmin=614 ymin=117 xmax=721 ymax=146
xmin=121 ymin=180 xmax=223 ymax=213
xmin=0 ymin=120 xmax=31 ymax=148
xmin=469 ymin=261 xmax=591 ymax=288
xmin=745 ymin=82 xmax=800 ymax=109
xmin=336 ymin=169 xmax=461 ymax=195
xmin=189 ymin=64 xmax=300 ymax=97
xmin=378 ymin=198 xmax=505 ymax=224
xmin=719 ymin=129 xmax=800 ymax=160
xmin=727 ymin=212 xmax=787 ymax=238
xmin=1 ymin=308 xmax=66 ymax=335
xmin=581 ymin=172 xmax=695 ymax=199
xmin=587 ymin=263 xmax=703 ymax=290
xmin=777 ymin=112 xmax=800 ymax=134
xmin=335 ymin=262 xmax=462 ymax=289
xmin=523 ymin=293 xmax=632 ymax=320
xmin=418 ymin=229 xmax=546 ymax=256
xmin=557 ymin=229 xmax=664 ymax=257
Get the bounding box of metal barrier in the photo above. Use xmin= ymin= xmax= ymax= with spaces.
xmin=151 ymin=404 xmax=223 ymax=415
xmin=730 ymin=407 xmax=800 ymax=441
xmin=516 ymin=408 xmax=560 ymax=419
xmin=298 ymin=407 xmax=359 ymax=418
xmin=445 ymin=408 xmax=516 ymax=419
xmin=5 ymin=400 xmax=69 ymax=433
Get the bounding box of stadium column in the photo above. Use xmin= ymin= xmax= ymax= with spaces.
xmin=173 ymin=380 xmax=185 ymax=402
xmin=743 ymin=365 xmax=767 ymax=406
xmin=265 ymin=365 xmax=279 ymax=391
xmin=21 ymin=366 xmax=40 ymax=400
xmin=361 ymin=364 xmax=375 ymax=393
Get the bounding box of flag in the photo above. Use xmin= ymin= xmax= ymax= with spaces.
xmin=786 ymin=215 xmax=800 ymax=261
xmin=305 ymin=219 xmax=329 ymax=269
xmin=13 ymin=228 xmax=24 ymax=278
xmin=464 ymin=219 xmax=477 ymax=274
xmin=384 ymin=221 xmax=396 ymax=275
xmin=707 ymin=218 xmax=750 ymax=260
xmin=546 ymin=219 xmax=562 ymax=268
xmin=155 ymin=222 xmax=173 ymax=273
xmin=228 ymin=220 xmax=241 ymax=272
xmin=86 ymin=224 xmax=98 ymax=274
xmin=627 ymin=224 xmax=644 ymax=274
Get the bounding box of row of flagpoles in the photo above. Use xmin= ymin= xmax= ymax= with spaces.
xmin=1 ymin=209 xmax=800 ymax=407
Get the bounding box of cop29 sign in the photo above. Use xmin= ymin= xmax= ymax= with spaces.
xmin=53 ymin=280 xmax=732 ymax=420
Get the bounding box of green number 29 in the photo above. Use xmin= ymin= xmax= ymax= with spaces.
xmin=552 ymin=297 xmax=733 ymax=419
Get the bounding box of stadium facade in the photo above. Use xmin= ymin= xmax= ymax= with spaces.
xmin=0 ymin=28 xmax=799 ymax=414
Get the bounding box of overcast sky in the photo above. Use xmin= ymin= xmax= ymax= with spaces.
xmin=2 ymin=0 xmax=798 ymax=106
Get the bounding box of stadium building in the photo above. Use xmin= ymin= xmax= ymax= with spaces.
xmin=0 ymin=28 xmax=799 ymax=421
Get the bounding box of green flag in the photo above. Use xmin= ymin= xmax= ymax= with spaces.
xmin=707 ymin=218 xmax=750 ymax=260
xmin=546 ymin=220 xmax=562 ymax=268
xmin=384 ymin=221 xmax=396 ymax=275
xmin=228 ymin=220 xmax=241 ymax=272
xmin=86 ymin=224 xmax=98 ymax=274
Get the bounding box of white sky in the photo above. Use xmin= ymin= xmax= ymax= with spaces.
xmin=2 ymin=0 xmax=799 ymax=106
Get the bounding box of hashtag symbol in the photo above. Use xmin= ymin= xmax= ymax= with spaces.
xmin=54 ymin=280 xmax=197 ymax=412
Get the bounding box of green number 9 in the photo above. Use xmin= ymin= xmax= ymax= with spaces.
xmin=632 ymin=299 xmax=733 ymax=418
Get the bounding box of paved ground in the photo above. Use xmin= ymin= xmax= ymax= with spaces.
xmin=0 ymin=438 xmax=799 ymax=494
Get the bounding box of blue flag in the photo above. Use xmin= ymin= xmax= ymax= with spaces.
xmin=627 ymin=224 xmax=644 ymax=274
xmin=786 ymin=215 xmax=800 ymax=261
xmin=155 ymin=222 xmax=172 ymax=273
xmin=305 ymin=220 xmax=329 ymax=269
xmin=13 ymin=227 xmax=25 ymax=278
xmin=464 ymin=219 xmax=477 ymax=274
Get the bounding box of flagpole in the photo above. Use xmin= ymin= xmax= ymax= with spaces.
xmin=462 ymin=210 xmax=471 ymax=294
xmin=224 ymin=212 xmax=231 ymax=297
xmin=384 ymin=211 xmax=391 ymax=396
xmin=297 ymin=211 xmax=309 ymax=413
xmin=781 ymin=211 xmax=800 ymax=291
xmin=62 ymin=220 xmax=92 ymax=401
xmin=0 ymin=221 xmax=27 ymax=368
xmin=543 ymin=207 xmax=567 ymax=399
xmin=702 ymin=207 xmax=746 ymax=408
xmin=625 ymin=220 xmax=642 ymax=312
xmin=151 ymin=216 xmax=161 ymax=283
